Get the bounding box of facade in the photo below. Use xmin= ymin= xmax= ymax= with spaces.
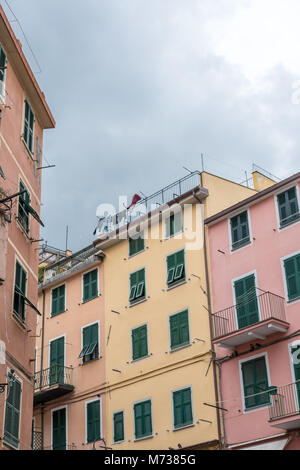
xmin=206 ymin=172 xmax=300 ymax=450
xmin=0 ymin=6 xmax=55 ymax=450
xmin=33 ymin=169 xmax=270 ymax=450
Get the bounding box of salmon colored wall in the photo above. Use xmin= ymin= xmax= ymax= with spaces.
xmin=208 ymin=180 xmax=300 ymax=447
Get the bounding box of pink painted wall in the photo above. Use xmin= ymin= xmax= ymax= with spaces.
xmin=208 ymin=180 xmax=300 ymax=447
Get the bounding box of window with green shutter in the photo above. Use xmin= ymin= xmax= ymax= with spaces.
xmin=173 ymin=387 xmax=193 ymax=429
xmin=132 ymin=325 xmax=148 ymax=361
xmin=49 ymin=337 xmax=65 ymax=386
xmin=129 ymin=232 xmax=145 ymax=257
xmin=169 ymin=310 xmax=190 ymax=350
xmin=51 ymin=285 xmax=66 ymax=316
xmin=277 ymin=187 xmax=300 ymax=227
xmin=52 ymin=408 xmax=66 ymax=450
xmin=83 ymin=269 xmax=98 ymax=303
xmin=129 ymin=268 xmax=146 ymax=304
xmin=134 ymin=400 xmax=152 ymax=440
xmin=230 ymin=211 xmax=250 ymax=250
xmin=165 ymin=211 xmax=183 ymax=238
xmin=4 ymin=374 xmax=22 ymax=449
xmin=79 ymin=323 xmax=99 ymax=364
xmin=241 ymin=357 xmax=270 ymax=409
xmin=0 ymin=44 xmax=7 ymax=98
xmin=13 ymin=261 xmax=27 ymax=323
xmin=234 ymin=274 xmax=259 ymax=329
xmin=166 ymin=250 xmax=185 ymax=287
xmin=284 ymin=254 xmax=300 ymax=301
xmin=23 ymin=99 xmax=34 ymax=153
xmin=18 ymin=180 xmax=30 ymax=234
xmin=113 ymin=411 xmax=124 ymax=443
xmin=87 ymin=400 xmax=101 ymax=443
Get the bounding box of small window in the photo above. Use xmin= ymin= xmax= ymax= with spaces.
xmin=169 ymin=310 xmax=190 ymax=350
xmin=234 ymin=274 xmax=259 ymax=330
xmin=83 ymin=269 xmax=98 ymax=303
xmin=129 ymin=232 xmax=144 ymax=257
xmin=166 ymin=250 xmax=185 ymax=288
xmin=230 ymin=211 xmax=250 ymax=250
xmin=0 ymin=44 xmax=7 ymax=99
xmin=173 ymin=387 xmax=193 ymax=429
xmin=277 ymin=187 xmax=300 ymax=227
xmin=284 ymin=254 xmax=300 ymax=301
xmin=79 ymin=323 xmax=99 ymax=364
xmin=134 ymin=400 xmax=152 ymax=440
xmin=23 ymin=100 xmax=34 ymax=154
xmin=129 ymin=269 xmax=146 ymax=304
xmin=132 ymin=325 xmax=148 ymax=361
xmin=241 ymin=357 xmax=270 ymax=409
xmin=18 ymin=181 xmax=30 ymax=234
xmin=165 ymin=211 xmax=183 ymax=238
xmin=113 ymin=411 xmax=124 ymax=443
xmin=4 ymin=374 xmax=22 ymax=449
xmin=13 ymin=261 xmax=27 ymax=323
xmin=51 ymin=285 xmax=65 ymax=317
xmin=87 ymin=400 xmax=101 ymax=443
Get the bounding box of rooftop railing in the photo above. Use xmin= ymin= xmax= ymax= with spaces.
xmin=269 ymin=381 xmax=300 ymax=421
xmin=211 ymin=290 xmax=286 ymax=340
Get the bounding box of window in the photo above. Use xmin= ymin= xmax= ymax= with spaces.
xmin=284 ymin=254 xmax=300 ymax=301
xmin=23 ymin=99 xmax=34 ymax=154
xmin=230 ymin=211 xmax=250 ymax=250
xmin=51 ymin=285 xmax=65 ymax=316
xmin=132 ymin=325 xmax=148 ymax=361
xmin=129 ymin=268 xmax=146 ymax=304
xmin=79 ymin=323 xmax=99 ymax=364
xmin=129 ymin=232 xmax=144 ymax=257
xmin=49 ymin=337 xmax=65 ymax=386
xmin=4 ymin=374 xmax=22 ymax=449
xmin=166 ymin=250 xmax=185 ymax=287
xmin=277 ymin=187 xmax=300 ymax=227
xmin=113 ymin=411 xmax=124 ymax=443
xmin=13 ymin=261 xmax=27 ymax=323
xmin=18 ymin=180 xmax=30 ymax=234
xmin=241 ymin=356 xmax=270 ymax=409
xmin=165 ymin=211 xmax=183 ymax=238
xmin=134 ymin=400 xmax=152 ymax=440
xmin=0 ymin=44 xmax=7 ymax=99
xmin=234 ymin=274 xmax=259 ymax=330
xmin=86 ymin=400 xmax=101 ymax=443
xmin=83 ymin=269 xmax=98 ymax=303
xmin=169 ymin=310 xmax=190 ymax=350
xmin=173 ymin=387 xmax=193 ymax=429
xmin=52 ymin=408 xmax=66 ymax=450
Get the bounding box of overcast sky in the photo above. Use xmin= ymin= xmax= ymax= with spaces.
xmin=3 ymin=0 xmax=300 ymax=251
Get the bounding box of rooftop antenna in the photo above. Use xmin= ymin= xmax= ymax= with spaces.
xmin=65 ymin=225 xmax=69 ymax=252
xmin=201 ymin=153 xmax=204 ymax=172
xmin=182 ymin=166 xmax=193 ymax=174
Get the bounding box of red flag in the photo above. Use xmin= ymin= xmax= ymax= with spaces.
xmin=127 ymin=193 xmax=142 ymax=209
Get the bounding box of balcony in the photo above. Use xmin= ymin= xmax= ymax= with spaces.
xmin=269 ymin=382 xmax=300 ymax=430
xmin=211 ymin=291 xmax=289 ymax=348
xmin=34 ymin=365 xmax=74 ymax=405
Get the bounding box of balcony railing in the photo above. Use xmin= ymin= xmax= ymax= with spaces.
xmin=34 ymin=365 xmax=73 ymax=391
xmin=269 ymin=381 xmax=300 ymax=422
xmin=211 ymin=290 xmax=287 ymax=340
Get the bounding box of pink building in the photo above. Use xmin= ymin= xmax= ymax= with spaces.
xmin=206 ymin=172 xmax=300 ymax=450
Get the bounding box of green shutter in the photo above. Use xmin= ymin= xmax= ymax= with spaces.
xmin=129 ymin=233 xmax=145 ymax=256
xmin=278 ymin=187 xmax=300 ymax=227
xmin=134 ymin=400 xmax=152 ymax=439
xmin=242 ymin=357 xmax=270 ymax=409
xmin=52 ymin=408 xmax=66 ymax=450
xmin=4 ymin=376 xmax=22 ymax=448
xmin=170 ymin=310 xmax=189 ymax=350
xmin=113 ymin=411 xmax=124 ymax=443
xmin=0 ymin=44 xmax=6 ymax=96
xmin=284 ymin=255 xmax=300 ymax=301
xmin=167 ymin=250 xmax=185 ymax=286
xmin=292 ymin=345 xmax=300 ymax=406
xmin=234 ymin=275 xmax=259 ymax=329
xmin=81 ymin=323 xmax=99 ymax=363
xmin=87 ymin=400 xmax=101 ymax=443
xmin=130 ymin=269 xmax=145 ymax=303
xmin=13 ymin=261 xmax=27 ymax=321
xmin=173 ymin=388 xmax=193 ymax=429
xmin=83 ymin=269 xmax=98 ymax=303
xmin=18 ymin=181 xmax=30 ymax=233
xmin=166 ymin=212 xmax=182 ymax=238
xmin=23 ymin=100 xmax=34 ymax=153
xmin=51 ymin=285 xmax=65 ymax=316
xmin=50 ymin=337 xmax=65 ymax=385
xmin=231 ymin=211 xmax=250 ymax=250
xmin=132 ymin=325 xmax=148 ymax=360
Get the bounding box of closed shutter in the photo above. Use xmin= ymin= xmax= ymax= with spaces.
xmin=83 ymin=270 xmax=98 ymax=302
xmin=4 ymin=376 xmax=22 ymax=448
xmin=87 ymin=400 xmax=101 ymax=443
xmin=284 ymin=255 xmax=300 ymax=301
xmin=242 ymin=357 xmax=269 ymax=409
xmin=50 ymin=337 xmax=65 ymax=385
xmin=132 ymin=325 xmax=148 ymax=360
xmin=234 ymin=275 xmax=259 ymax=329
xmin=129 ymin=234 xmax=144 ymax=256
xmin=173 ymin=388 xmax=193 ymax=428
xmin=52 ymin=285 xmax=65 ymax=316
xmin=170 ymin=310 xmax=189 ymax=349
xmin=231 ymin=211 xmax=250 ymax=249
xmin=278 ymin=188 xmax=300 ymax=226
xmin=134 ymin=401 xmax=152 ymax=439
xmin=52 ymin=408 xmax=66 ymax=450
xmin=0 ymin=45 xmax=6 ymax=96
xmin=113 ymin=411 xmax=124 ymax=443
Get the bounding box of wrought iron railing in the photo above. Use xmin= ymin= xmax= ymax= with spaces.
xmin=211 ymin=291 xmax=286 ymax=340
xmin=269 ymin=381 xmax=300 ymax=421
xmin=34 ymin=365 xmax=73 ymax=392
xmin=31 ymin=430 xmax=43 ymax=450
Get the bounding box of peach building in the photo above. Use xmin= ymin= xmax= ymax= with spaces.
xmin=206 ymin=171 xmax=300 ymax=450
xmin=0 ymin=6 xmax=54 ymax=450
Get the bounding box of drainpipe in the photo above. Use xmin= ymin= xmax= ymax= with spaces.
xmin=40 ymin=289 xmax=46 ymax=450
xmin=193 ymin=186 xmax=224 ymax=450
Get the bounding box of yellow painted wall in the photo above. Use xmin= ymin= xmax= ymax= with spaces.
xmin=252 ymin=171 xmax=276 ymax=191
